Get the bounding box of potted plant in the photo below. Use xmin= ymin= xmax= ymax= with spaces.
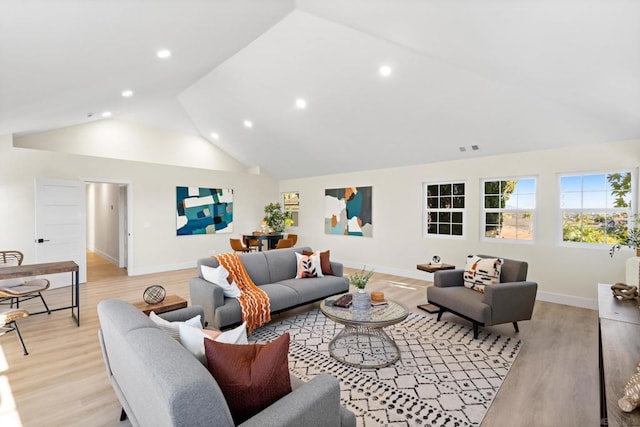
xmin=350 ymin=266 xmax=374 ymax=310
xmin=263 ymin=202 xmax=293 ymax=234
xmin=609 ymin=214 xmax=640 ymax=258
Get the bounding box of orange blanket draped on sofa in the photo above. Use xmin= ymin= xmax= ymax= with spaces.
xmin=215 ymin=253 xmax=271 ymax=334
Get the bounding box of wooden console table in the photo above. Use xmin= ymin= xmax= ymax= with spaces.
xmin=133 ymin=294 xmax=188 ymax=315
xmin=598 ymin=283 xmax=640 ymax=426
xmin=0 ymin=261 xmax=80 ymax=326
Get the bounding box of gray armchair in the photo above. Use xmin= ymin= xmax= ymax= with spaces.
xmin=426 ymin=255 xmax=537 ymax=339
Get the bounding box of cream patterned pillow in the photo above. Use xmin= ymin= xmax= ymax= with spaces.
xmin=463 ymin=255 xmax=503 ymax=293
xmin=295 ymin=252 xmax=324 ymax=278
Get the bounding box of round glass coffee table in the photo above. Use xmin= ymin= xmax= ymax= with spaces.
xmin=320 ymin=295 xmax=409 ymax=368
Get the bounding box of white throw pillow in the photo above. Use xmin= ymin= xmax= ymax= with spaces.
xmin=201 ymin=264 xmax=242 ymax=298
xmin=462 ymin=255 xmax=503 ymax=293
xmin=295 ymin=252 xmax=324 ymax=279
xmin=179 ymin=322 xmax=248 ymax=365
xmin=149 ymin=311 xmax=201 ymax=341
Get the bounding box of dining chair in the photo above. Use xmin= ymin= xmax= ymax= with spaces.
xmin=0 ymin=250 xmax=51 ymax=314
xmin=286 ymin=233 xmax=298 ymax=246
xmin=229 ymin=238 xmax=252 ymax=253
xmin=275 ymin=239 xmax=293 ymax=249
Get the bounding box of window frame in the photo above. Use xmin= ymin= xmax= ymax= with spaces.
xmin=281 ymin=191 xmax=300 ymax=227
xmin=481 ymin=176 xmax=537 ymax=243
xmin=558 ymin=169 xmax=636 ymax=248
xmin=423 ymin=180 xmax=466 ymax=239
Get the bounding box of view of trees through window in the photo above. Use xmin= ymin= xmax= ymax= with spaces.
xmin=482 ymin=178 xmax=536 ymax=241
xmin=282 ymin=192 xmax=299 ymax=226
xmin=560 ymin=172 xmax=632 ymax=244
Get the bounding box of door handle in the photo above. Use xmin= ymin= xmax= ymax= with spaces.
xmin=36 ymin=238 xmax=51 ymax=243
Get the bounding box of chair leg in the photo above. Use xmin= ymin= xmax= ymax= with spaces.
xmin=513 ymin=322 xmax=519 ymax=333
xmin=120 ymin=408 xmax=128 ymax=421
xmin=39 ymin=293 xmax=51 ymax=314
xmin=473 ymin=322 xmax=479 ymax=339
xmin=11 ymin=321 xmax=29 ymax=356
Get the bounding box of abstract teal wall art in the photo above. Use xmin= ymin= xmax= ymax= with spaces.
xmin=176 ymin=186 xmax=233 ymax=235
xmin=325 ymin=186 xmax=372 ymax=237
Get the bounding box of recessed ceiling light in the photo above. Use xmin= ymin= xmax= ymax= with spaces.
xmin=379 ymin=65 xmax=392 ymax=77
xmin=121 ymin=90 xmax=133 ymax=98
xmin=102 ymin=111 xmax=112 ymax=118
xmin=243 ymin=120 xmax=253 ymax=128
xmin=295 ymin=98 xmax=307 ymax=109
xmin=156 ymin=49 xmax=171 ymax=59
xmin=210 ymin=132 xmax=219 ymax=140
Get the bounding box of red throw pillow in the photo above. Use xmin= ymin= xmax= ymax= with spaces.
xmin=302 ymin=250 xmax=334 ymax=275
xmin=204 ymin=333 xmax=292 ymax=424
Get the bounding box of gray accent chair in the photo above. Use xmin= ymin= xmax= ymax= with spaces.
xmin=98 ymin=299 xmax=356 ymax=427
xmin=426 ymin=255 xmax=537 ymax=339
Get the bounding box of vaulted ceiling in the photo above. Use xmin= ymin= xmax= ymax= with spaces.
xmin=2 ymin=1 xmax=638 ymax=179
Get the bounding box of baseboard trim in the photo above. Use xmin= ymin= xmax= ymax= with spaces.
xmin=92 ymin=248 xmax=119 ymax=266
xmin=129 ymin=261 xmax=196 ymax=276
xmin=536 ymin=291 xmax=597 ymax=310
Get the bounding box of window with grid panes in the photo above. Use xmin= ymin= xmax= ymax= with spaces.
xmin=482 ymin=177 xmax=536 ymax=241
xmin=425 ymin=182 xmax=465 ymax=237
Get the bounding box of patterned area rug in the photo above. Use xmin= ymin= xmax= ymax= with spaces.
xmin=250 ymin=309 xmax=521 ymax=426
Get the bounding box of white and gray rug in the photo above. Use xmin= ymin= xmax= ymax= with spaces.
xmin=250 ymin=309 xmax=521 ymax=427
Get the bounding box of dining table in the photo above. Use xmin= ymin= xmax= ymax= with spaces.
xmin=242 ymin=233 xmax=283 ymax=251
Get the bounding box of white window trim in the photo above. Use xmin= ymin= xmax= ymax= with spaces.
xmin=480 ymin=176 xmax=537 ymax=244
xmin=423 ymin=180 xmax=467 ymax=240
xmin=557 ymin=168 xmax=637 ymax=248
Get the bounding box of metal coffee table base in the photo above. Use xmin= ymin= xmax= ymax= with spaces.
xmin=328 ymin=324 xmax=401 ymax=368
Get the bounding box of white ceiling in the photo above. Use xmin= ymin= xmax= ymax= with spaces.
xmin=2 ymin=0 xmax=638 ymax=179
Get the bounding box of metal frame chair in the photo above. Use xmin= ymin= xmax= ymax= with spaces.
xmin=0 ymin=250 xmax=51 ymax=314
xmin=0 ymin=309 xmax=30 ymax=355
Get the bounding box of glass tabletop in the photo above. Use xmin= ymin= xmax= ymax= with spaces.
xmin=320 ymin=294 xmax=408 ymax=328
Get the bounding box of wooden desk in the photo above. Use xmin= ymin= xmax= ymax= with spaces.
xmin=0 ymin=261 xmax=80 ymax=326
xmin=132 ymin=294 xmax=188 ymax=315
xmin=598 ymin=283 xmax=640 ymax=426
xmin=243 ymin=234 xmax=283 ymax=251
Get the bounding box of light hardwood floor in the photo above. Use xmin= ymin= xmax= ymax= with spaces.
xmin=0 ymin=255 xmax=599 ymax=427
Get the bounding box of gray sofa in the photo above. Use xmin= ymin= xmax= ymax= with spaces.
xmin=426 ymin=255 xmax=537 ymax=339
xmin=190 ymin=246 xmax=349 ymax=329
xmin=98 ymin=298 xmax=356 ymax=427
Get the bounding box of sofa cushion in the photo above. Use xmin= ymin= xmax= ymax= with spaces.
xmin=179 ymin=322 xmax=248 ymax=365
xmin=278 ymin=276 xmax=349 ymax=304
xmin=149 ymin=311 xmax=202 ymax=341
xmin=428 ymin=285 xmax=492 ymax=324
xmin=295 ymin=252 xmax=324 ymax=278
xmin=263 ymin=247 xmax=309 ymax=283
xmin=303 ymin=250 xmax=333 ymax=275
xmin=463 ymin=255 xmax=503 ymax=293
xmin=201 ymin=265 xmax=241 ymax=298
xmin=205 ymin=333 xmax=292 ymax=424
xmin=237 ymin=251 xmax=272 ymax=285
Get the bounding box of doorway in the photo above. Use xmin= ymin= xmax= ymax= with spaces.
xmin=85 ymin=181 xmax=131 ymax=281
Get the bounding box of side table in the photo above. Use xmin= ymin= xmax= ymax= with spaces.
xmin=132 ymin=294 xmax=188 ymax=315
xmin=416 ymin=263 xmax=456 ymax=313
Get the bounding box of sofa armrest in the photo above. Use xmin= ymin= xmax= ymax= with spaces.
xmin=189 ymin=277 xmax=225 ymax=327
xmin=330 ymin=261 xmax=344 ymax=277
xmin=433 ymin=269 xmax=465 ymax=288
xmin=483 ymin=281 xmax=538 ymax=325
xmin=158 ymin=306 xmax=205 ymax=326
xmin=239 ymin=373 xmax=352 ymax=427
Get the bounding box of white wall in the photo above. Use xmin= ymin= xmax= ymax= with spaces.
xmin=86 ymin=182 xmax=120 ymax=264
xmin=280 ymin=139 xmax=640 ymax=308
xmin=0 ymin=132 xmax=278 ymax=276
xmin=14 ymin=119 xmax=249 ymax=174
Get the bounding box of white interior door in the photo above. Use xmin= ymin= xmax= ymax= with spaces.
xmin=35 ymin=178 xmax=87 ymax=288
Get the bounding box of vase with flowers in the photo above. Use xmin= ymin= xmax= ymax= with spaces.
xmin=350 ymin=266 xmax=374 ymax=310
xmin=610 ymin=214 xmax=640 ymax=286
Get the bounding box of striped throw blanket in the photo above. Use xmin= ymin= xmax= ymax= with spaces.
xmin=215 ymin=253 xmax=271 ymax=334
